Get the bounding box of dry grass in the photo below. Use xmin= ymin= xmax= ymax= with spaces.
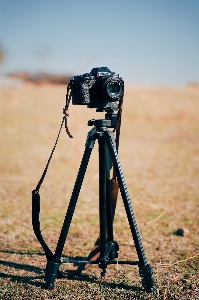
xmin=0 ymin=83 xmax=199 ymax=299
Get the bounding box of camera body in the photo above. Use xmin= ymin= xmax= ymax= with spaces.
xmin=70 ymin=67 xmax=124 ymax=110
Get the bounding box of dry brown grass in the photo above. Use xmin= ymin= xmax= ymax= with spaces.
xmin=0 ymin=83 xmax=199 ymax=299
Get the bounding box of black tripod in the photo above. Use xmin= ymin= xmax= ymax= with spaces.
xmin=32 ymin=111 xmax=154 ymax=293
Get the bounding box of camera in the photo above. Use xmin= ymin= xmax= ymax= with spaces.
xmin=70 ymin=67 xmax=124 ymax=110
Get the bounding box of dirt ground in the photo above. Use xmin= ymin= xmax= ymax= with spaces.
xmin=0 ymin=83 xmax=199 ymax=299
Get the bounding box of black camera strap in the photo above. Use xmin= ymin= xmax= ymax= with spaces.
xmin=32 ymin=115 xmax=69 ymax=260
xmin=112 ymin=96 xmax=123 ymax=180
xmin=63 ymin=82 xmax=73 ymax=139
xmin=32 ymin=84 xmax=73 ymax=259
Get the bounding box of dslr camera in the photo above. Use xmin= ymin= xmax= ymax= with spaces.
xmin=70 ymin=67 xmax=124 ymax=111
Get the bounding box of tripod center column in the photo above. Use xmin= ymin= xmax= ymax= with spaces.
xmin=97 ymin=126 xmax=108 ymax=264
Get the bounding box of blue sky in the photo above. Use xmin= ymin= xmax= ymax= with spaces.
xmin=0 ymin=0 xmax=199 ymax=85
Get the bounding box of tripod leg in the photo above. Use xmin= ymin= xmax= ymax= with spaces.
xmin=44 ymin=131 xmax=96 ymax=288
xmin=105 ymin=144 xmax=117 ymax=242
xmin=98 ymin=137 xmax=117 ymax=274
xmin=98 ymin=137 xmax=107 ymax=265
xmin=64 ymin=141 xmax=117 ymax=278
xmin=76 ymin=142 xmax=118 ymax=276
xmin=106 ymin=132 xmax=155 ymax=292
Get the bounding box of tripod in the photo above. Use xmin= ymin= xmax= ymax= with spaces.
xmin=32 ymin=111 xmax=154 ymax=293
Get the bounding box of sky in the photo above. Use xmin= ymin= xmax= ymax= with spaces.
xmin=0 ymin=0 xmax=199 ymax=86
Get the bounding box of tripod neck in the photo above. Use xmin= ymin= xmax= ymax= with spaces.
xmin=88 ymin=113 xmax=118 ymax=130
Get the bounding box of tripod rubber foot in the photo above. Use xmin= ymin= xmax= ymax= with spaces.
xmin=145 ymin=287 xmax=154 ymax=293
xmin=100 ymin=270 xmax=106 ymax=277
xmin=44 ymin=261 xmax=60 ymax=290
xmin=139 ymin=264 xmax=155 ymax=293
xmin=45 ymin=282 xmax=54 ymax=289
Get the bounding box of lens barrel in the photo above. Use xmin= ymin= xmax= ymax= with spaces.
xmin=104 ymin=78 xmax=123 ymax=100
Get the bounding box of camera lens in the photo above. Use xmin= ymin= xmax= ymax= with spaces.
xmin=106 ymin=81 xmax=123 ymax=99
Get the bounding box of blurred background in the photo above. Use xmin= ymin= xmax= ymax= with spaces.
xmin=0 ymin=0 xmax=199 ymax=86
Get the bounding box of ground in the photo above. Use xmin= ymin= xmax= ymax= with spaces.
xmin=0 ymin=83 xmax=199 ymax=299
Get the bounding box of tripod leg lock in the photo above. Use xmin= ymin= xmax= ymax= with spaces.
xmin=44 ymin=261 xmax=61 ymax=289
xmin=139 ymin=264 xmax=155 ymax=293
xmin=86 ymin=127 xmax=97 ymax=149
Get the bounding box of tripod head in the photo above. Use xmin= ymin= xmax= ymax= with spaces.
xmin=88 ymin=110 xmax=118 ymax=129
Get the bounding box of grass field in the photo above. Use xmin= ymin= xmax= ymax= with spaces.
xmin=0 ymin=83 xmax=199 ymax=299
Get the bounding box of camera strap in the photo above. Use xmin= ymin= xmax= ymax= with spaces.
xmin=112 ymin=96 xmax=123 ymax=180
xmin=32 ymin=84 xmax=73 ymax=259
xmin=63 ymin=82 xmax=73 ymax=139
xmin=106 ymin=96 xmax=123 ymax=234
xmin=32 ymin=116 xmax=66 ymax=260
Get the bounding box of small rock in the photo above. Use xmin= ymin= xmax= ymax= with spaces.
xmin=176 ymin=228 xmax=190 ymax=237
